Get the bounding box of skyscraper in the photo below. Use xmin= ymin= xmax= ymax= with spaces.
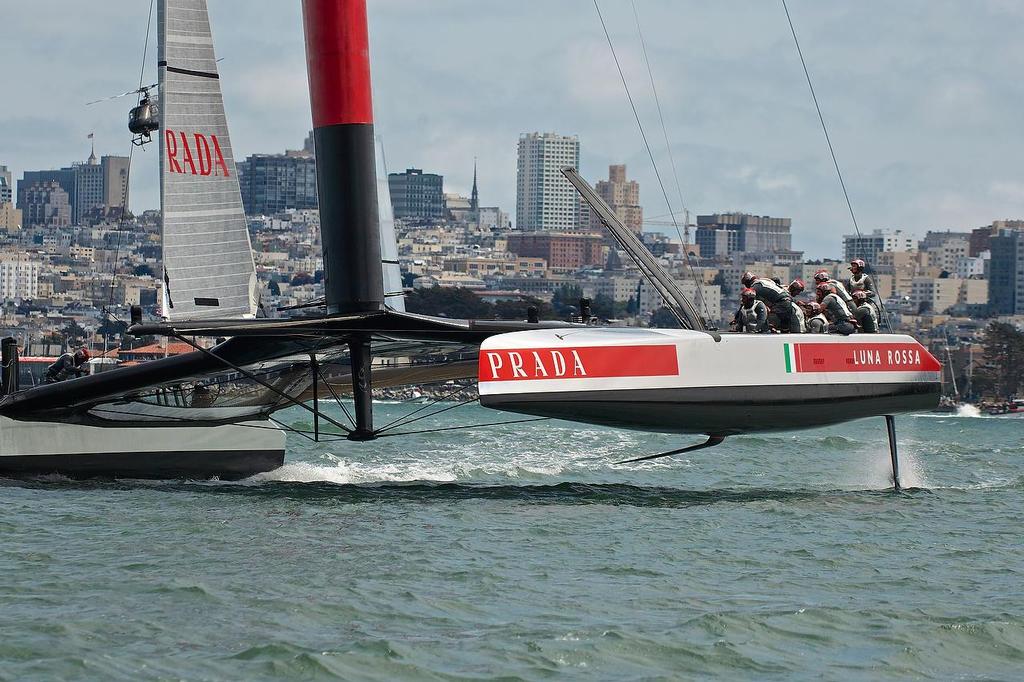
xmin=22 ymin=181 xmax=71 ymax=227
xmin=237 ymin=152 xmax=318 ymax=215
xmin=696 ymin=213 xmax=792 ymax=258
xmin=388 ymin=168 xmax=445 ymax=223
xmin=590 ymin=164 xmax=641 ymax=235
xmin=989 ymin=227 xmax=1023 ymax=315
xmin=17 ymin=150 xmax=129 ymax=226
xmin=0 ymin=165 xmax=12 ymax=205
xmin=516 ymin=132 xmax=581 ymax=231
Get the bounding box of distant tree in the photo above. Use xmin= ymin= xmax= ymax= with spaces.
xmin=401 ymin=271 xmax=417 ymax=288
xmin=493 ymin=296 xmax=555 ymax=321
xmin=291 ymin=272 xmax=315 ymax=286
xmin=267 ymin=279 xmax=281 ymax=296
xmin=405 ymin=287 xmax=493 ymax=319
xmin=61 ymin=319 xmax=88 ymax=347
xmin=590 ymin=293 xmax=626 ymax=320
xmin=649 ymin=307 xmax=682 ymax=329
xmin=626 ymin=296 xmax=638 ymax=316
xmin=552 ymin=284 xmax=583 ymax=318
xmin=133 ymin=264 xmax=154 ymax=277
xmin=97 ymin=317 xmax=128 ymax=339
xmin=973 ymin=322 xmax=1024 ymax=399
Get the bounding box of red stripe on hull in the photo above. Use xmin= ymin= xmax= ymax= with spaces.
xmin=302 ymin=0 xmax=374 ymax=127
xmin=794 ymin=342 xmax=941 ymax=373
xmin=480 ymin=345 xmax=679 ymax=382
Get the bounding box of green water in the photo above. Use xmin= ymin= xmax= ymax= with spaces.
xmin=2 ymin=406 xmax=1023 ymax=680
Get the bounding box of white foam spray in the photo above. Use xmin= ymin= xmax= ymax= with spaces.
xmin=956 ymin=404 xmax=982 ymax=418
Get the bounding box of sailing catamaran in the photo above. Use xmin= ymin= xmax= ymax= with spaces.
xmin=0 ymin=0 xmax=941 ymax=488
xmin=0 ymin=0 xmax=285 ymax=478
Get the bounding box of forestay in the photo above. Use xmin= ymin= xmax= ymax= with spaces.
xmin=158 ymin=0 xmax=258 ymax=320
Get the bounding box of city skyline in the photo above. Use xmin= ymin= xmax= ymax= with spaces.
xmin=2 ymin=1 xmax=1024 ymax=258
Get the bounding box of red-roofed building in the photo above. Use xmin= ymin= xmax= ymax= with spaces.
xmin=116 ymin=342 xmax=196 ymax=362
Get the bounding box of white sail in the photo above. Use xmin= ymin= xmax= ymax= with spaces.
xmin=376 ymin=138 xmax=405 ymax=312
xmin=158 ymin=0 xmax=257 ymax=320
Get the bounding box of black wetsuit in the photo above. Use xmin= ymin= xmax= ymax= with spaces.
xmin=750 ymin=279 xmax=800 ymax=333
xmin=821 ymin=293 xmax=856 ymax=335
xmin=45 ymin=353 xmax=85 ymax=383
xmin=853 ymin=302 xmax=879 ymax=333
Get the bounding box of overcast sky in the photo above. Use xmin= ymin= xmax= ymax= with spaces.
xmin=2 ymin=0 xmax=1022 ymax=257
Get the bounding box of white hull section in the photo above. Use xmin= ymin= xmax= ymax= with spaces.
xmin=0 ymin=416 xmax=285 ymax=479
xmin=479 ymin=329 xmax=943 ymax=435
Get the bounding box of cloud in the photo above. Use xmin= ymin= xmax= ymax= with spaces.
xmin=1 ymin=0 xmax=1022 ymax=258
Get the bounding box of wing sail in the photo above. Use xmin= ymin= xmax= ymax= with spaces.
xmin=158 ymin=0 xmax=258 ymax=321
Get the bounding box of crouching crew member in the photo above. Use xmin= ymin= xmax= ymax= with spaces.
xmin=813 ymin=270 xmax=855 ymax=307
xmin=741 ymin=272 xmax=801 ymax=333
xmin=805 ymin=302 xmax=829 ymax=333
xmin=45 ymin=347 xmax=90 ymax=383
xmin=851 ymin=290 xmax=879 ymax=333
xmin=816 ymin=282 xmax=857 ymax=335
xmin=732 ymin=288 xmax=769 ymax=333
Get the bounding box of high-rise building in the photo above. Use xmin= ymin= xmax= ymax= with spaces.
xmin=388 ymin=168 xmax=445 ymax=223
xmin=0 ymin=202 xmax=21 ymax=231
xmin=989 ymin=227 xmax=1024 ymax=315
xmin=0 ymin=165 xmax=12 ymax=204
xmin=73 ymin=149 xmax=103 ymax=224
xmin=237 ymin=152 xmax=318 ymax=215
xmin=17 ymin=150 xmax=129 ymax=225
xmin=506 ymin=232 xmax=604 ymax=271
xmin=0 ymin=254 xmax=41 ymax=301
xmin=843 ymin=229 xmax=915 ymax=264
xmin=590 ymin=164 xmax=641 ymax=235
xmin=101 ymin=155 xmax=130 ymax=209
xmin=696 ymin=213 xmax=792 ymax=258
xmin=22 ymin=181 xmax=71 ymax=227
xmin=516 ymin=132 xmax=581 ymax=231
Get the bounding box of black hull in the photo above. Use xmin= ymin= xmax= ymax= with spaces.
xmin=482 ymin=382 xmax=941 ymax=435
xmin=0 ymin=449 xmax=285 ymax=481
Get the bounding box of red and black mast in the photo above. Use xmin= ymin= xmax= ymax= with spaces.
xmin=302 ymin=0 xmax=384 ymax=315
xmin=302 ymin=0 xmax=383 ymax=439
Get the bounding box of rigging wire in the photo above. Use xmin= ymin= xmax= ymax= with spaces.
xmin=102 ymin=0 xmax=158 ymax=350
xmin=592 ymin=0 xmax=715 ymax=326
xmin=631 ymin=0 xmax=690 ymax=237
xmin=780 ymin=0 xmax=892 ymax=330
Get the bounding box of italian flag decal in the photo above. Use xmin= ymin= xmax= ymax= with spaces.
xmin=784 ymin=342 xmax=941 ymax=373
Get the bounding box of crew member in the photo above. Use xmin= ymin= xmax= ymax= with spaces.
xmin=805 ymin=302 xmax=829 ymax=333
xmin=813 ymin=270 xmax=855 ymax=306
xmin=846 ymin=259 xmax=877 ymax=299
xmin=741 ymin=272 xmax=800 ymax=333
xmin=732 ymin=288 xmax=768 ymax=333
xmin=851 ymin=290 xmax=879 ymax=333
xmin=45 ymin=347 xmax=90 ymax=383
xmin=788 ymin=279 xmax=805 ymax=298
xmin=846 ymin=258 xmax=882 ymax=321
xmin=816 ymin=282 xmax=856 ymax=335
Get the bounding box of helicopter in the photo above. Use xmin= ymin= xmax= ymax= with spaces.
xmin=87 ymin=83 xmax=159 ymax=147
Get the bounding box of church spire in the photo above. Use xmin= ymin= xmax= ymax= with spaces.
xmin=470 ymin=157 xmax=479 ymax=213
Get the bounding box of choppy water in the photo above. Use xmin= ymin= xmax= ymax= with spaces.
xmin=2 ymin=404 xmax=1023 ymax=680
